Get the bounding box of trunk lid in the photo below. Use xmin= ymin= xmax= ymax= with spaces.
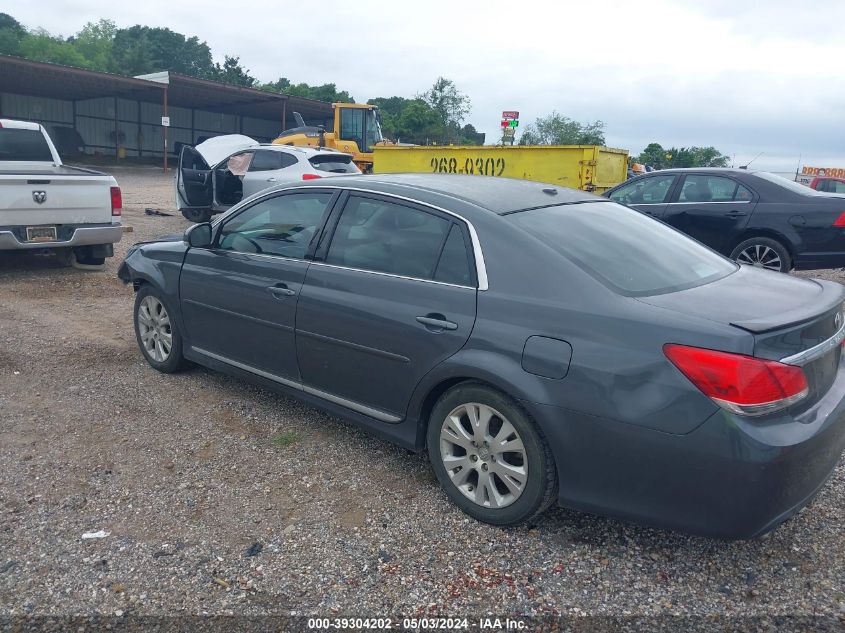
xmin=0 ymin=169 xmax=116 ymax=225
xmin=639 ymin=265 xmax=845 ymax=411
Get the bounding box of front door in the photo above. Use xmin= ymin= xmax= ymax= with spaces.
xmin=662 ymin=174 xmax=756 ymax=253
xmin=179 ymin=190 xmax=337 ymax=381
xmin=605 ymin=173 xmax=677 ymax=218
xmin=176 ymin=146 xmax=211 ymax=210
xmin=296 ymin=194 xmax=478 ymax=421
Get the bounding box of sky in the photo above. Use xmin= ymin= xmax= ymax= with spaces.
xmin=6 ymin=0 xmax=844 ymax=171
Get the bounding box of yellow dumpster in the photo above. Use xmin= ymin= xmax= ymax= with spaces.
xmin=372 ymin=145 xmax=628 ymax=193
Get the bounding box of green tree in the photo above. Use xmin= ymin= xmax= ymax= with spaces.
xmin=110 ymin=26 xmax=216 ymax=78
xmin=0 ymin=13 xmax=26 ymax=56
xmin=419 ymin=77 xmax=471 ymax=128
xmin=214 ymin=55 xmax=256 ymax=87
xmin=261 ymin=77 xmax=354 ymax=103
xmin=519 ymin=112 xmax=605 ymax=145
xmin=635 ymin=142 xmax=668 ymax=168
xmin=69 ymin=19 xmax=116 ymax=71
xmin=396 ymin=99 xmax=444 ymax=144
xmin=19 ymin=28 xmax=89 ymax=67
xmin=660 ymin=146 xmax=729 ymax=168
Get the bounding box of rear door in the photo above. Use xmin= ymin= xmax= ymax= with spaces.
xmin=295 ymin=193 xmax=478 ymax=421
xmin=176 ymin=146 xmax=211 ymax=210
xmin=241 ymin=149 xmax=300 ymax=198
xmin=605 ymin=173 xmax=677 ymax=218
xmin=662 ymin=174 xmax=756 ymax=253
xmin=179 ymin=189 xmax=337 ymax=382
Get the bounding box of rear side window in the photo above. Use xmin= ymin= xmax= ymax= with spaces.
xmin=326 ymin=196 xmax=455 ymax=281
xmin=0 ymin=128 xmax=53 ymax=161
xmin=434 ymin=224 xmax=473 ymax=286
xmin=309 ymin=154 xmax=360 ymax=174
xmin=248 ymin=150 xmax=283 ymax=171
xmin=509 ymin=201 xmax=736 ymax=296
xmin=678 ymin=175 xmax=749 ymax=202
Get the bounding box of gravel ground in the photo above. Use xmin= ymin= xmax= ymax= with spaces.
xmin=1 ymin=167 xmax=844 ymax=628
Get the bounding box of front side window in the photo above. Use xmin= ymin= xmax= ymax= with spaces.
xmin=339 ymin=109 xmax=364 ymax=149
xmin=217 ymin=192 xmax=332 ymax=258
xmin=325 ymin=196 xmax=460 ymax=281
xmin=608 ymin=175 xmax=675 ymax=204
xmin=509 ymin=201 xmax=736 ymax=296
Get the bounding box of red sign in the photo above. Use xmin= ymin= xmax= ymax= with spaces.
xmin=502 ymin=110 xmax=519 ymax=120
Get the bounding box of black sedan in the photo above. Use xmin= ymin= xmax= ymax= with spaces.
xmin=603 ymin=168 xmax=845 ymax=272
xmin=119 ymin=174 xmax=845 ymax=538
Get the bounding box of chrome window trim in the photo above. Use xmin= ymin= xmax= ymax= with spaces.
xmin=308 ymin=260 xmax=476 ymax=290
xmin=669 ymin=200 xmax=753 ymax=205
xmin=211 ymin=184 xmax=489 ymax=291
xmin=780 ymin=320 xmax=845 ymax=366
xmin=191 ymin=346 xmax=402 ymax=423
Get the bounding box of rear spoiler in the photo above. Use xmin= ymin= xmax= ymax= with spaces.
xmin=730 ymin=278 xmax=845 ymax=333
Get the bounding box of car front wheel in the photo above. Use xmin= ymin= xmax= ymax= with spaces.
xmin=730 ymin=237 xmax=791 ymax=273
xmin=427 ymin=383 xmax=557 ymax=526
xmin=133 ymin=286 xmax=185 ymax=373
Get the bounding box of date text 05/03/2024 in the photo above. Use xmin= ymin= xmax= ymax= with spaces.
xmin=307 ymin=617 xmax=528 ymax=630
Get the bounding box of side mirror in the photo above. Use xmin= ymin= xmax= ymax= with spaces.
xmin=184 ymin=222 xmax=212 ymax=248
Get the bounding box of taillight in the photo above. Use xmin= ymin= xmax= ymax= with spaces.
xmin=663 ymin=344 xmax=808 ymax=417
xmin=302 ymin=173 xmax=322 ymax=180
xmin=833 ymin=212 xmax=845 ymax=227
xmin=110 ymin=186 xmax=122 ymax=217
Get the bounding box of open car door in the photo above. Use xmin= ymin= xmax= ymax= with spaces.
xmin=176 ymin=145 xmax=212 ymax=212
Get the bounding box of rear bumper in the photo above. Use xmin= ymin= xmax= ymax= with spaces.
xmin=525 ymin=355 xmax=845 ymax=539
xmin=0 ymin=224 xmax=122 ymax=250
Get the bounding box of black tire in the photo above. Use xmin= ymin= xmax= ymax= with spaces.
xmin=182 ymin=208 xmax=212 ymax=223
xmin=729 ymin=237 xmax=791 ymax=273
xmin=133 ymin=285 xmax=186 ymax=373
xmin=72 ymin=246 xmax=106 ymax=267
xmin=427 ymin=382 xmax=557 ymax=526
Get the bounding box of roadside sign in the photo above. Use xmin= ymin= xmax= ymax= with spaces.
xmin=500 ymin=119 xmax=519 ymax=127
xmin=502 ymin=111 xmax=519 ymax=120
xmin=502 ymin=127 xmax=516 ymax=137
xmin=161 ymin=116 xmax=171 ymax=127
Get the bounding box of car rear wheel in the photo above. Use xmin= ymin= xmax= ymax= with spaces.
xmin=427 ymin=383 xmax=557 ymax=526
xmin=730 ymin=237 xmax=791 ymax=273
xmin=182 ymin=208 xmax=212 ymax=223
xmin=133 ymin=286 xmax=185 ymax=373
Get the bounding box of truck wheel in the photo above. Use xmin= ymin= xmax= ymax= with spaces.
xmin=71 ymin=246 xmax=106 ymax=269
xmin=182 ymin=208 xmax=212 ymax=223
xmin=729 ymin=237 xmax=791 ymax=273
xmin=427 ymin=382 xmax=557 ymax=526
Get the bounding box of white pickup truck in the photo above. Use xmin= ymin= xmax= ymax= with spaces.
xmin=0 ymin=118 xmax=122 ymax=266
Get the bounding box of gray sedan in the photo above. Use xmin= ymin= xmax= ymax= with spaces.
xmin=118 ymin=175 xmax=845 ymax=538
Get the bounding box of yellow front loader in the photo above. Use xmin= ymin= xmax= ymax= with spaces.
xmin=273 ymin=103 xmax=386 ymax=173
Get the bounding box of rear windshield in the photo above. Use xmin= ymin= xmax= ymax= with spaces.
xmin=509 ymin=201 xmax=736 ymax=296
xmin=309 ymin=154 xmax=359 ymax=174
xmin=0 ymin=128 xmax=53 ymax=161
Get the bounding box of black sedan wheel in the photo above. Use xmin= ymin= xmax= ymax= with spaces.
xmin=730 ymin=237 xmax=791 ymax=273
xmin=427 ymin=383 xmax=557 ymax=526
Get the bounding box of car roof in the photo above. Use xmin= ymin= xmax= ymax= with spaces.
xmin=641 ymin=167 xmax=759 ymax=175
xmin=257 ymin=143 xmax=349 ymax=158
xmin=285 ymin=173 xmax=599 ymax=215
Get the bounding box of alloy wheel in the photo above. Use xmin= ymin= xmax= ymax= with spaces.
xmin=439 ymin=402 xmax=528 ymax=509
xmin=137 ymin=295 xmax=172 ymax=362
xmin=736 ymin=244 xmax=782 ymax=271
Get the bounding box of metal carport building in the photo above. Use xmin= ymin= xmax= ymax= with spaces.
xmin=0 ymin=55 xmax=333 ymax=169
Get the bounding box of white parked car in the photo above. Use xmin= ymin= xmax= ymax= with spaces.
xmin=176 ymin=135 xmax=360 ymax=223
xmin=0 ymin=118 xmax=122 ymax=266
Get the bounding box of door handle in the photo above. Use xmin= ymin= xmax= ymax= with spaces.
xmin=267 ymin=283 xmax=296 ymax=298
xmin=266 ymin=177 xmax=278 ymax=182
xmin=723 ymin=210 xmax=747 ymax=217
xmin=416 ymin=315 xmax=458 ymax=331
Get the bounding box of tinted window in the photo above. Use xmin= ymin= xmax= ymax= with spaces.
xmin=755 ymin=171 xmax=829 ymax=196
xmin=677 ymin=175 xmax=746 ymax=202
xmin=510 ymin=201 xmax=736 ymax=296
xmin=309 ymin=154 xmax=360 ymax=174
xmin=434 ymin=224 xmax=473 ymax=286
xmin=0 ymin=128 xmax=53 ymax=161
xmin=326 ymin=196 xmax=452 ymax=280
xmin=248 ymin=150 xmax=283 ymax=171
xmin=218 ymin=192 xmax=331 ymax=258
xmin=608 ymin=175 xmax=675 ymax=204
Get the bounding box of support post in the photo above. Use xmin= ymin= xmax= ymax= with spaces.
xmin=281 ymin=99 xmax=287 ymax=133
xmin=163 ymin=87 xmax=169 ymax=172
